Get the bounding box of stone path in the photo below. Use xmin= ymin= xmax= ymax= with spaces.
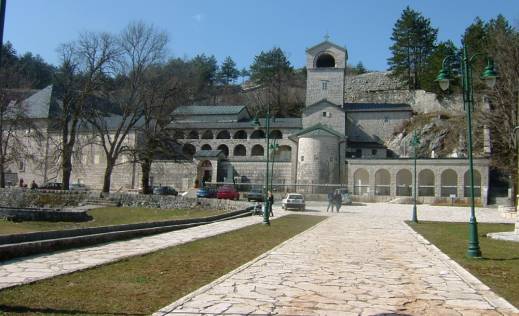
xmin=155 ymin=203 xmax=518 ymax=315
xmin=0 ymin=212 xmax=278 ymax=290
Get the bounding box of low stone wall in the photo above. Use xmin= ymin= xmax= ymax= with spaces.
xmin=107 ymin=193 xmax=252 ymax=210
xmin=0 ymin=188 xmax=89 ymax=208
xmin=0 ymin=206 xmax=92 ymax=222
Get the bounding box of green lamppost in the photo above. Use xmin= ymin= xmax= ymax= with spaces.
xmin=436 ymin=45 xmax=497 ymax=258
xmin=410 ymin=130 xmax=420 ymax=223
xmin=269 ymin=138 xmax=279 ymax=190
xmin=253 ymin=106 xmax=273 ymax=225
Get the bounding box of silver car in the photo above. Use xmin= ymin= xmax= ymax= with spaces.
xmin=281 ymin=193 xmax=305 ymax=211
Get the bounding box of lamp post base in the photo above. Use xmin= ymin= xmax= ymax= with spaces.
xmin=467 ymin=218 xmax=482 ymax=258
xmin=412 ymin=204 xmax=418 ymax=223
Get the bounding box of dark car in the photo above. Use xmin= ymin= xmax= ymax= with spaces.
xmin=217 ymin=185 xmax=240 ymax=200
xmin=246 ymin=188 xmax=264 ymax=202
xmin=153 ymin=186 xmax=178 ymax=196
xmin=40 ymin=182 xmax=63 ymax=190
xmin=196 ymin=187 xmax=216 ymax=198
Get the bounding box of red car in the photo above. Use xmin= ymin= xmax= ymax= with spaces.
xmin=217 ymin=185 xmax=240 ymax=200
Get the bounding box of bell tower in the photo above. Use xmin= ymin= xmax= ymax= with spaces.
xmin=305 ymin=38 xmax=347 ymax=106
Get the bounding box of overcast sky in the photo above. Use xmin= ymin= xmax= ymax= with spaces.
xmin=3 ymin=0 xmax=518 ymax=71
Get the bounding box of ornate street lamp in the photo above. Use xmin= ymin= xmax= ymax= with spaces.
xmin=410 ymin=130 xmax=420 ymax=223
xmin=435 ymin=45 xmax=498 ymax=258
xmin=253 ymin=106 xmax=274 ymax=225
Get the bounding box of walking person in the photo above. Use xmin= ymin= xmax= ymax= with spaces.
xmin=326 ymin=191 xmax=335 ymax=212
xmin=334 ymin=190 xmax=342 ymax=213
xmin=268 ymin=191 xmax=274 ymax=217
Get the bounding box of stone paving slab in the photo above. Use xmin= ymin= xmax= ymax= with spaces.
xmin=0 ymin=211 xmax=284 ymax=290
xmin=155 ymin=203 xmax=518 ymax=316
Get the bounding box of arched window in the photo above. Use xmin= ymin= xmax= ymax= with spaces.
xmin=174 ymin=130 xmax=185 ymax=139
xmin=273 ymin=145 xmax=292 ymax=161
xmin=216 ymin=130 xmax=231 ymax=139
xmin=201 ymin=130 xmax=213 ymax=139
xmin=234 ymin=130 xmax=247 ymax=139
xmin=251 ymin=144 xmax=264 ymax=156
xmin=233 ymin=144 xmax=246 ymax=156
xmin=396 ymin=169 xmax=412 ymax=196
xmin=201 ymin=144 xmax=212 ymax=151
xmin=182 ymin=144 xmax=196 ymax=158
xmin=217 ymin=144 xmax=229 ymax=157
xmin=353 ymin=169 xmax=369 ymax=195
xmin=441 ymin=169 xmax=458 ymax=197
xmin=250 ymin=130 xmax=265 ymax=139
xmin=269 ymin=130 xmax=283 ymax=139
xmin=464 ymin=170 xmax=481 ymax=198
xmin=419 ymin=169 xmax=435 ymax=196
xmin=375 ymin=169 xmax=390 ymax=196
xmin=316 ymin=53 xmax=335 ymax=68
xmin=187 ymin=130 xmax=199 ymax=139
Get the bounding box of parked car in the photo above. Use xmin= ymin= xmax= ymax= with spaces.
xmin=196 ymin=187 xmax=216 ymax=198
xmin=281 ymin=193 xmax=305 ymax=211
xmin=153 ymin=186 xmax=178 ymax=196
xmin=217 ymin=185 xmax=240 ymax=200
xmin=246 ymin=188 xmax=264 ymax=202
xmin=39 ymin=182 xmax=63 ymax=190
xmin=69 ymin=183 xmax=88 ymax=191
xmin=336 ymin=188 xmax=352 ymax=205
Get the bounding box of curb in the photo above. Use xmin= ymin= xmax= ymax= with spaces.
xmin=154 ymin=212 xmax=329 ymax=315
xmin=403 ymin=221 xmax=519 ymax=313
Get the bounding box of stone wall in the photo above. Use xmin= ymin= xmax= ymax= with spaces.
xmin=306 ymin=69 xmax=345 ymax=106
xmin=347 ymin=110 xmax=412 ymax=143
xmin=0 ymin=188 xmax=88 ymax=208
xmin=297 ymin=135 xmax=340 ymax=191
xmin=303 ymin=102 xmax=345 ymax=134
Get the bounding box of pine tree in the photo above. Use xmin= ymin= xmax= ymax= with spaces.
xmin=388 ymin=6 xmax=438 ymax=89
xmin=217 ymin=56 xmax=239 ymax=85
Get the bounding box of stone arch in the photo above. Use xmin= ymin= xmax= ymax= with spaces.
xmin=233 ymin=144 xmax=246 ymax=156
xmin=174 ymin=130 xmax=185 ymax=139
xmin=217 ymin=144 xmax=229 ymax=157
xmin=274 ymin=145 xmax=292 ymax=161
xmin=441 ymin=169 xmax=458 ymax=197
xmin=182 ymin=143 xmax=196 ymax=159
xmin=418 ymin=169 xmax=435 ymax=196
xmin=216 ymin=130 xmax=231 ymax=139
xmin=464 ymin=170 xmax=481 ymax=198
xmin=396 ymin=169 xmax=412 ymax=196
xmin=251 ymin=144 xmax=264 ymax=156
xmin=269 ymin=130 xmax=283 ymax=139
xmin=250 ymin=130 xmax=265 ymax=139
xmin=316 ymin=53 xmax=335 ymax=68
xmin=375 ymin=169 xmax=390 ymax=196
xmin=353 ymin=168 xmax=369 ymax=195
xmin=201 ymin=130 xmax=213 ymax=139
xmin=201 ymin=144 xmax=212 ymax=151
xmin=234 ymin=130 xmax=247 ymax=139
xmin=187 ymin=130 xmax=199 ymax=139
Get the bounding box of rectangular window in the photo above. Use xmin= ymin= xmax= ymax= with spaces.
xmin=18 ymin=161 xmax=25 ymax=172
xmin=301 ymin=155 xmax=304 ymax=162
xmin=94 ymin=154 xmax=100 ymax=165
xmin=372 ymin=149 xmax=378 ymax=156
xmin=322 ymin=81 xmax=328 ymax=90
xmin=322 ymin=112 xmax=327 ymax=117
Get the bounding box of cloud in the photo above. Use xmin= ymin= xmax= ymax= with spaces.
xmin=192 ymin=13 xmax=204 ymax=22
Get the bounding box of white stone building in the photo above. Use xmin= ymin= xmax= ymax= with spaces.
xmin=7 ymin=38 xmax=490 ymax=204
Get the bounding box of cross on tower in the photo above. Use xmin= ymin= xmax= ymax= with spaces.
xmin=324 ymin=32 xmax=330 ymax=41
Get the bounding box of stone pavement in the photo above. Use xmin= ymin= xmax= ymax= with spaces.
xmin=0 ymin=212 xmax=282 ymax=290
xmin=155 ymin=202 xmax=518 ymax=315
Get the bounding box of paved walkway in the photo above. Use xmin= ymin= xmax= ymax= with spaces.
xmin=155 ymin=202 xmax=518 ymax=315
xmin=0 ymin=212 xmax=278 ymax=290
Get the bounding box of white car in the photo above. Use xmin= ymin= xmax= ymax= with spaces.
xmin=281 ymin=193 xmax=305 ymax=211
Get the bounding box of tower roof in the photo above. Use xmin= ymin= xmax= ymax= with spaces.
xmin=306 ymin=40 xmax=347 ymax=56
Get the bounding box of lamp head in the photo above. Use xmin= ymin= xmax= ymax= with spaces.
xmin=481 ymin=59 xmax=498 ymax=89
xmin=435 ymin=67 xmax=451 ymax=91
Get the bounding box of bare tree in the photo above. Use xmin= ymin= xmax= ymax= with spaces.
xmin=54 ymin=31 xmax=119 ymax=190
xmin=86 ymin=21 xmax=168 ymax=194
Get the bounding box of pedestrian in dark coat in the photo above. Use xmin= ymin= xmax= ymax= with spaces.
xmin=327 ymin=191 xmax=334 ymax=212
xmin=268 ymin=191 xmax=274 ymax=216
xmin=335 ymin=191 xmax=342 ymax=213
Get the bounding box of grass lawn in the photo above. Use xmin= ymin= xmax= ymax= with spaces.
xmin=0 ymin=214 xmax=325 ymax=315
xmin=0 ymin=207 xmax=230 ymax=235
xmin=408 ymin=221 xmax=519 ymax=308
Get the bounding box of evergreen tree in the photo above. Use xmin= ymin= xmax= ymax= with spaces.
xmin=420 ymin=40 xmax=458 ymax=94
xmin=217 ymin=56 xmax=239 ymax=85
xmin=353 ymin=61 xmax=367 ymax=74
xmin=388 ymin=6 xmax=438 ymax=89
